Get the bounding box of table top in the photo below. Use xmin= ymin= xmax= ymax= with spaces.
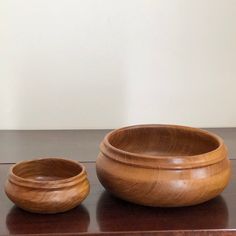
xmin=0 ymin=128 xmax=236 ymax=235
xmin=0 ymin=160 xmax=236 ymax=235
xmin=0 ymin=161 xmax=236 ymax=236
xmin=0 ymin=128 xmax=236 ymax=163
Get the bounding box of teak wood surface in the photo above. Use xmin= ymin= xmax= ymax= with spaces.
xmin=5 ymin=158 xmax=90 ymax=213
xmin=1 ymin=162 xmax=236 ymax=235
xmin=0 ymin=128 xmax=236 ymax=235
xmin=1 ymin=128 xmax=236 ymax=163
xmin=97 ymin=125 xmax=231 ymax=207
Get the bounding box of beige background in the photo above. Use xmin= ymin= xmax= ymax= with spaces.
xmin=1 ymin=0 xmax=236 ymax=129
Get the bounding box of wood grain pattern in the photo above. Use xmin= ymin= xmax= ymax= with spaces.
xmin=0 ymin=128 xmax=236 ymax=164
xmin=1 ymin=161 xmax=236 ymax=235
xmin=5 ymin=158 xmax=90 ymax=213
xmin=96 ymin=124 xmax=231 ymax=207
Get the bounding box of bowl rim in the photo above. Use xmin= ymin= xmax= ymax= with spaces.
xmin=8 ymin=157 xmax=87 ymax=189
xmin=101 ymin=124 xmax=227 ymax=169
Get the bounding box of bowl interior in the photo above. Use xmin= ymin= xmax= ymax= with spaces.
xmin=108 ymin=126 xmax=220 ymax=156
xmin=12 ymin=158 xmax=82 ymax=181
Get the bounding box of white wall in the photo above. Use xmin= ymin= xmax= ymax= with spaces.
xmin=1 ymin=0 xmax=236 ymax=129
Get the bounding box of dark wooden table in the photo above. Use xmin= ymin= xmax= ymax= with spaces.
xmin=0 ymin=128 xmax=236 ymax=236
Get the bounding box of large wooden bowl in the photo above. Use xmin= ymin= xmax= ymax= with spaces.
xmin=5 ymin=158 xmax=90 ymax=213
xmin=96 ymin=124 xmax=231 ymax=207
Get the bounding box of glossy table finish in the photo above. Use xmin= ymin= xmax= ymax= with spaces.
xmin=0 ymin=130 xmax=108 ymax=163
xmin=0 ymin=128 xmax=236 ymax=235
xmin=0 ymin=161 xmax=236 ymax=236
xmin=0 ymin=128 xmax=236 ymax=163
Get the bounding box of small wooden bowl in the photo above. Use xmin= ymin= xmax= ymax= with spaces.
xmin=5 ymin=158 xmax=90 ymax=213
xmin=96 ymin=124 xmax=231 ymax=207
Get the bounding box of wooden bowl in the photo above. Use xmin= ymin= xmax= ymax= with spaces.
xmin=96 ymin=124 xmax=231 ymax=207
xmin=5 ymin=158 xmax=90 ymax=213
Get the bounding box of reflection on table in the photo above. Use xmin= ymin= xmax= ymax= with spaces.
xmin=6 ymin=205 xmax=90 ymax=234
xmin=96 ymin=191 xmax=228 ymax=231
